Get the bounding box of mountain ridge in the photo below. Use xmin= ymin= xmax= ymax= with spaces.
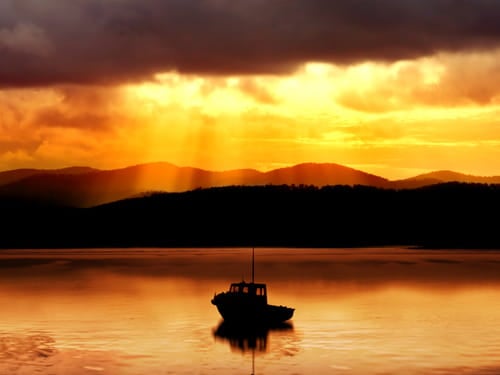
xmin=1 ymin=161 xmax=499 ymax=207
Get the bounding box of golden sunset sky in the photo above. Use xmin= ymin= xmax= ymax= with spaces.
xmin=2 ymin=0 xmax=500 ymax=180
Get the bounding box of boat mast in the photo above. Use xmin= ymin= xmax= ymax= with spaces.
xmin=252 ymin=247 xmax=255 ymax=283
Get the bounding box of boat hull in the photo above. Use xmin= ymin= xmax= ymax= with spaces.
xmin=212 ymin=294 xmax=294 ymax=324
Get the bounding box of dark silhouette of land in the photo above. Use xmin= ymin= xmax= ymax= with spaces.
xmin=392 ymin=170 xmax=500 ymax=189
xmin=1 ymin=182 xmax=500 ymax=249
xmin=2 ymin=162 xmax=500 ymax=208
xmin=0 ymin=162 xmax=391 ymax=207
xmin=0 ymin=166 xmax=97 ymax=186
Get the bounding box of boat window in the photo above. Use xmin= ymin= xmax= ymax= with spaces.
xmin=243 ymin=286 xmax=249 ymax=294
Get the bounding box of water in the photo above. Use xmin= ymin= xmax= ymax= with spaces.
xmin=1 ymin=247 xmax=500 ymax=374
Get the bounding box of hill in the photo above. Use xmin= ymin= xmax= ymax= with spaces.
xmin=0 ymin=162 xmax=390 ymax=207
xmin=394 ymin=170 xmax=500 ymax=189
xmin=0 ymin=166 xmax=97 ymax=186
xmin=1 ymin=183 xmax=500 ymax=249
xmin=2 ymin=161 xmax=500 ymax=207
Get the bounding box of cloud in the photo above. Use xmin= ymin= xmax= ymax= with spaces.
xmin=414 ymin=51 xmax=500 ymax=106
xmin=0 ymin=22 xmax=52 ymax=57
xmin=34 ymin=109 xmax=111 ymax=131
xmin=335 ymin=50 xmax=500 ymax=112
xmin=0 ymin=85 xmax=127 ymax=170
xmin=1 ymin=0 xmax=500 ymax=87
xmin=236 ymin=78 xmax=279 ymax=104
xmin=29 ymin=85 xmax=125 ymax=131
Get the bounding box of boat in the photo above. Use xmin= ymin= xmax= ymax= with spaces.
xmin=211 ymin=248 xmax=295 ymax=325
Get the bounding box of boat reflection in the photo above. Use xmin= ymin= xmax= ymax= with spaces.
xmin=212 ymin=320 xmax=294 ymax=354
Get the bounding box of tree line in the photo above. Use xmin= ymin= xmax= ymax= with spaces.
xmin=1 ymin=182 xmax=499 ymax=249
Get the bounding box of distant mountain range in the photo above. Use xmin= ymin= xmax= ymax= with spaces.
xmin=0 ymin=162 xmax=499 ymax=207
xmin=394 ymin=170 xmax=500 ymax=188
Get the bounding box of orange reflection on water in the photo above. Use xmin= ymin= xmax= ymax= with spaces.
xmin=293 ymin=285 xmax=500 ymax=374
xmin=1 ymin=248 xmax=500 ymax=374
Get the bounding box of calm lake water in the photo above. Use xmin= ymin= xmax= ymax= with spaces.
xmin=1 ymin=247 xmax=500 ymax=374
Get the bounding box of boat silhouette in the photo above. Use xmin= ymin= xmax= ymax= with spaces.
xmin=211 ymin=248 xmax=295 ymax=325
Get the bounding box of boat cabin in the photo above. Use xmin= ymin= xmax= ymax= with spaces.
xmin=228 ymin=282 xmax=268 ymax=304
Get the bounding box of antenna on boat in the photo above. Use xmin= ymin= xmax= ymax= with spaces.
xmin=252 ymin=247 xmax=255 ymax=284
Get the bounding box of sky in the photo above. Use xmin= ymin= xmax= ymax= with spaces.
xmin=1 ymin=0 xmax=500 ymax=180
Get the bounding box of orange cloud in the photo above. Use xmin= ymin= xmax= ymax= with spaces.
xmin=336 ymin=50 xmax=500 ymax=112
xmin=2 ymin=53 xmax=500 ymax=180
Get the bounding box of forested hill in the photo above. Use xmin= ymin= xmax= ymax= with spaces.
xmin=1 ymin=182 xmax=500 ymax=249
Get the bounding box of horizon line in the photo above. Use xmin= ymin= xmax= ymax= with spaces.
xmin=1 ymin=160 xmax=498 ymax=182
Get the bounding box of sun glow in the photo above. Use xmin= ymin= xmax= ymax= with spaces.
xmin=2 ymin=51 xmax=500 ymax=179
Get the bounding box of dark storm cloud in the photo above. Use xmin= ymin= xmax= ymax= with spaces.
xmin=1 ymin=0 xmax=500 ymax=87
